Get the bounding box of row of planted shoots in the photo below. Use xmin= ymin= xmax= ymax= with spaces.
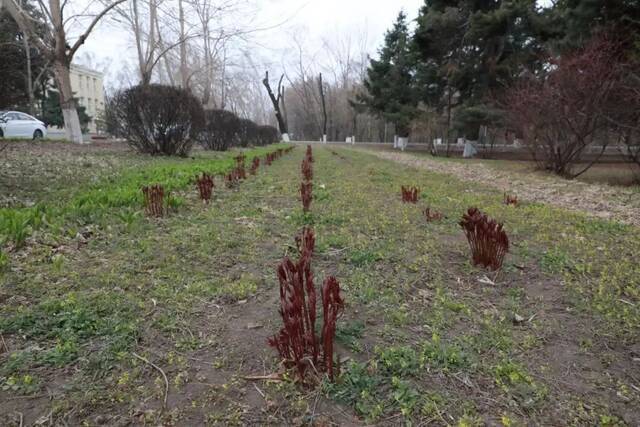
xmin=401 ymin=185 xmax=517 ymax=271
xmin=141 ymin=147 xmax=294 ymax=217
xmin=269 ymin=145 xmax=345 ymax=383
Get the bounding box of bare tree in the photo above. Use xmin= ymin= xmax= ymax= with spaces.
xmin=318 ymin=72 xmax=327 ymax=142
xmin=4 ymin=0 xmax=126 ymax=143
xmin=262 ymin=71 xmax=288 ymax=141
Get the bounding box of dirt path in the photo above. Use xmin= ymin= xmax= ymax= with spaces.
xmin=361 ymin=149 xmax=640 ymax=227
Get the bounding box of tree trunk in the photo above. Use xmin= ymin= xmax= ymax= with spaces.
xmin=318 ymin=73 xmax=327 ymax=143
xmin=178 ymin=0 xmax=188 ymax=88
xmin=53 ymin=59 xmax=83 ymax=143
xmin=22 ymin=32 xmax=35 ymax=115
xmin=263 ymin=72 xmax=289 ymax=139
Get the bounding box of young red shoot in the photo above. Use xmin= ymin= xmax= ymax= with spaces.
xmin=401 ymin=186 xmax=419 ymax=203
xmin=306 ymin=145 xmax=313 ymax=162
xmin=142 ymin=184 xmax=165 ymax=217
xmin=300 ymin=181 xmax=313 ymax=213
xmin=459 ymin=208 xmax=509 ymax=271
xmin=250 ymin=157 xmax=260 ymax=175
xmin=321 ymin=276 xmax=344 ymax=381
xmin=196 ymin=173 xmax=214 ymax=203
xmin=504 ymin=192 xmax=518 ymax=206
xmin=301 ymin=157 xmax=313 ymax=182
xmin=424 ymin=207 xmax=443 ymax=222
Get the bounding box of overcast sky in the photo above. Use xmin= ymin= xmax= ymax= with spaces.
xmin=76 ymin=0 xmax=425 ymax=89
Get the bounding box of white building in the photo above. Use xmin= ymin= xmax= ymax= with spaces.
xmin=69 ymin=64 xmax=105 ymax=133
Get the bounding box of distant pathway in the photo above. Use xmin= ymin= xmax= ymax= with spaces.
xmin=358 ymin=149 xmax=640 ymax=227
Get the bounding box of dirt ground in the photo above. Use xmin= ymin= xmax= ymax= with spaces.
xmin=360 ymin=148 xmax=640 ymax=228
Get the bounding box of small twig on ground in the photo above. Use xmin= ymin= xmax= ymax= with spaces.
xmin=253 ymin=383 xmax=266 ymax=399
xmin=17 ymin=412 xmax=23 ymax=427
xmin=0 ymin=333 xmax=8 ymax=353
xmin=132 ymin=352 xmax=169 ymax=410
xmin=242 ymin=373 xmax=283 ymax=381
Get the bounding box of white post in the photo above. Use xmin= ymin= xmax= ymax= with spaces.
xmin=398 ymin=137 xmax=408 ymax=151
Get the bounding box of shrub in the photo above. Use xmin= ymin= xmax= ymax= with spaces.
xmin=300 ymin=181 xmax=313 ymax=213
xmin=401 ymin=186 xmax=419 ymax=203
xmin=459 ymin=208 xmax=509 ymax=271
xmin=257 ymin=125 xmax=280 ymax=145
xmin=196 ymin=173 xmax=214 ymax=203
xmin=306 ymin=145 xmax=313 ymax=162
xmin=238 ymin=118 xmax=259 ymax=147
xmin=504 ymin=36 xmax=626 ymax=178
xmin=199 ymin=109 xmax=240 ymax=151
xmin=107 ymin=84 xmax=204 ymax=156
xmin=141 ymin=185 xmax=165 ymax=217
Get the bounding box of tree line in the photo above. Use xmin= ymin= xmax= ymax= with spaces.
xmin=359 ymin=1 xmax=640 ymax=177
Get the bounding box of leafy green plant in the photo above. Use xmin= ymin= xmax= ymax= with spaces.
xmin=323 ymin=361 xmax=384 ymax=421
xmin=1 ymin=374 xmax=39 ymax=394
xmin=420 ymin=334 xmax=470 ymax=371
xmin=376 ymin=345 xmax=420 ymax=377
xmin=336 ymin=320 xmax=365 ymax=352
xmin=493 ymin=360 xmax=547 ymax=409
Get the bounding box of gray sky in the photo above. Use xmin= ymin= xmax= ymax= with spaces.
xmin=76 ymin=0 xmax=425 ymax=88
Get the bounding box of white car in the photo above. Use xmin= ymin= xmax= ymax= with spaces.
xmin=0 ymin=111 xmax=47 ymax=139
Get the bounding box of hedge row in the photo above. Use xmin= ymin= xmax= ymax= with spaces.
xmin=105 ymin=84 xmax=280 ymax=156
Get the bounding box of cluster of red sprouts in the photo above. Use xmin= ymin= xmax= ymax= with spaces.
xmin=301 ymin=157 xmax=313 ymax=182
xmin=424 ymin=207 xmax=444 ymax=222
xmin=269 ymin=229 xmax=344 ymax=383
xmin=306 ymin=145 xmax=313 ymax=162
xmin=142 ymin=185 xmax=165 ymax=217
xmin=300 ymin=146 xmax=314 ymax=213
xmin=401 ymin=185 xmax=420 ymax=203
xmin=504 ymin=192 xmax=519 ymax=206
xmin=196 ymin=173 xmax=214 ymax=203
xmin=250 ymin=157 xmax=260 ymax=175
xmin=459 ymin=208 xmax=509 ymax=271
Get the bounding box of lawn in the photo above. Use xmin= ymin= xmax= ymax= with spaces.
xmin=1 ymin=143 xmax=639 ymax=425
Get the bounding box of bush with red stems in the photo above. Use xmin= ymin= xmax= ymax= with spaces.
xmin=196 ymin=173 xmax=214 ymax=203
xmin=306 ymin=145 xmax=313 ymax=162
xmin=401 ymin=186 xmax=419 ymax=203
xmin=460 ymin=208 xmax=509 ymax=271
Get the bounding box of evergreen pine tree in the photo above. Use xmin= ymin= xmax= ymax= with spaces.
xmin=360 ymin=11 xmax=417 ymax=138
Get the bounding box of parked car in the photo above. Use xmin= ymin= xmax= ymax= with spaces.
xmin=0 ymin=111 xmax=47 ymax=139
